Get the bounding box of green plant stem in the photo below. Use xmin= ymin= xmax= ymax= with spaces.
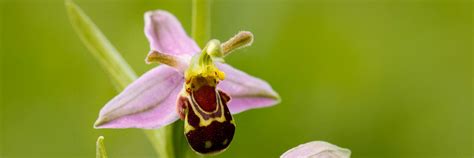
xmin=144 ymin=126 xmax=175 ymax=158
xmin=192 ymin=0 xmax=211 ymax=47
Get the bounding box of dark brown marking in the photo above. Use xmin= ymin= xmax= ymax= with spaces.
xmin=186 ymin=101 xmax=201 ymax=128
xmin=190 ymin=90 xmax=222 ymax=120
xmin=185 ymin=120 xmax=235 ymax=154
xmin=193 ymin=85 xmax=217 ymax=112
xmin=218 ymin=90 xmax=231 ymax=103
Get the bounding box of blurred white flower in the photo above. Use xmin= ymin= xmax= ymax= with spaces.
xmin=281 ymin=141 xmax=351 ymax=158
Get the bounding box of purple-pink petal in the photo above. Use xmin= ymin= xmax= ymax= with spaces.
xmin=144 ymin=10 xmax=200 ymax=56
xmin=94 ymin=65 xmax=183 ymax=129
xmin=216 ymin=63 xmax=280 ymax=114
xmin=281 ymin=141 xmax=351 ymax=158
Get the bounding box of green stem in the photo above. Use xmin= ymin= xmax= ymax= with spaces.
xmin=144 ymin=126 xmax=175 ymax=158
xmin=192 ymin=0 xmax=211 ymax=47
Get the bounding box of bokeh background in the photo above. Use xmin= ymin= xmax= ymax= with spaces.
xmin=0 ymin=0 xmax=472 ymax=157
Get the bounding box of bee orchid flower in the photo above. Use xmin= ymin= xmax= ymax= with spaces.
xmin=93 ymin=10 xmax=280 ymax=154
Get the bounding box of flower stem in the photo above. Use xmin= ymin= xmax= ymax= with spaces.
xmin=144 ymin=126 xmax=175 ymax=158
xmin=192 ymin=0 xmax=211 ymax=47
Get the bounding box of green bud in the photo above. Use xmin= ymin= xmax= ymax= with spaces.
xmin=96 ymin=136 xmax=108 ymax=158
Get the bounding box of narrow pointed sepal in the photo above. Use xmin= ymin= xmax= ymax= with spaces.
xmin=145 ymin=10 xmax=200 ymax=56
xmin=94 ymin=65 xmax=183 ymax=129
xmin=216 ymin=63 xmax=280 ymax=114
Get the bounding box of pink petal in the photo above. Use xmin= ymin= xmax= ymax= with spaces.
xmin=145 ymin=50 xmax=189 ymax=73
xmin=144 ymin=10 xmax=200 ymax=56
xmin=281 ymin=141 xmax=351 ymax=158
xmin=94 ymin=65 xmax=183 ymax=129
xmin=216 ymin=63 xmax=280 ymax=114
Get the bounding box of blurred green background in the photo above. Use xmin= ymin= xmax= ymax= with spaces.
xmin=0 ymin=0 xmax=472 ymax=157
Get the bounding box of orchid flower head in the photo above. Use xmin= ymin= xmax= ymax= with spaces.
xmin=93 ymin=9 xmax=280 ymax=154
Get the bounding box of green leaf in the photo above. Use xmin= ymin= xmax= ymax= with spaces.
xmin=96 ymin=136 xmax=108 ymax=158
xmin=65 ymin=0 xmax=137 ymax=90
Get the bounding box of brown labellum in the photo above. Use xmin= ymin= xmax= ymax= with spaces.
xmin=178 ymin=84 xmax=235 ymax=155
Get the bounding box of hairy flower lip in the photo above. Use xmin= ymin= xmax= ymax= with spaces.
xmin=94 ymin=9 xmax=280 ymax=129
